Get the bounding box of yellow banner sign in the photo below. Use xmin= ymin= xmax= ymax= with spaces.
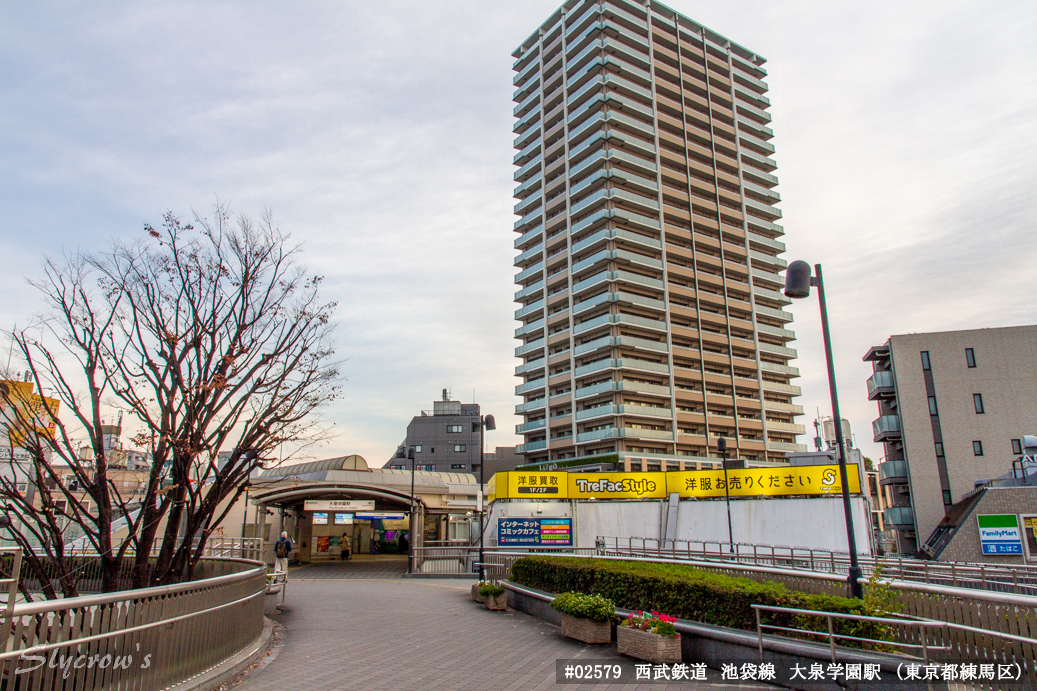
xmin=0 ymin=380 xmax=60 ymax=445
xmin=489 ymin=465 xmax=861 ymax=502
xmin=666 ymin=465 xmax=860 ymax=499
xmin=507 ymin=471 xmax=567 ymax=498
xmin=568 ymin=472 xmax=666 ymax=499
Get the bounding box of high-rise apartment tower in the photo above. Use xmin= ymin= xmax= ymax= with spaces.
xmin=512 ymin=0 xmax=805 ymax=470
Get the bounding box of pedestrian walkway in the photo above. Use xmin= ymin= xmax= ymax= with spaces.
xmin=236 ymin=576 xmax=781 ymax=691
xmin=288 ymin=554 xmax=408 ymax=579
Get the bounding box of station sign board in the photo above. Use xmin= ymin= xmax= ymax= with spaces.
xmin=978 ymin=514 xmax=1023 ymax=555
xmin=497 ymin=517 xmax=572 ymax=546
xmin=304 ymin=499 xmax=375 ymax=511
xmin=355 ymin=512 xmax=406 ymax=520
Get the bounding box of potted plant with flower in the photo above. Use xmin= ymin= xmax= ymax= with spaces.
xmin=551 ymin=592 xmax=615 ymax=644
xmin=480 ymin=583 xmax=507 ymax=611
xmin=472 ymin=581 xmax=490 ymax=603
xmin=617 ymin=610 xmax=682 ymax=663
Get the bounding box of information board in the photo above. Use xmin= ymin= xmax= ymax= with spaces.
xmin=498 ymin=517 xmax=573 ymax=546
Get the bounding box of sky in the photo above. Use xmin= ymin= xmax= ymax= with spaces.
xmin=1 ymin=1 xmax=1034 ymax=468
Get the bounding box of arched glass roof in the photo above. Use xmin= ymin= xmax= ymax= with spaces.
xmin=261 ymin=454 xmax=368 ymax=477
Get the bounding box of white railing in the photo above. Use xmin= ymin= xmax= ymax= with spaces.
xmin=597 ymin=536 xmax=1037 ymax=596
xmin=0 ymin=555 xmax=266 ymax=689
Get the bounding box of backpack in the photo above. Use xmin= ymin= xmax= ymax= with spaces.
xmin=276 ymin=540 xmax=288 ymax=558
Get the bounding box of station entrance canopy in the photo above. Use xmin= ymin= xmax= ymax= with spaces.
xmin=488 ymin=464 xmax=862 ymax=502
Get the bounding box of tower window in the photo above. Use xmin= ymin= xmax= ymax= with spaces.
xmin=920 ymin=351 xmax=931 ymax=370
xmin=973 ymin=441 xmax=984 ymax=456
xmin=965 ymin=348 xmax=976 ymax=368
xmin=973 ymin=394 xmax=984 ymax=414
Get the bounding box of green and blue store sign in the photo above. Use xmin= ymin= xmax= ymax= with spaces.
xmin=977 ymin=514 xmax=1023 ymax=555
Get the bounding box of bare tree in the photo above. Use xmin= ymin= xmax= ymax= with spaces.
xmin=0 ymin=204 xmax=339 ymax=595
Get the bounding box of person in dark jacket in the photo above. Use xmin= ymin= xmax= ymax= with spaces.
xmin=274 ymin=532 xmax=293 ymax=575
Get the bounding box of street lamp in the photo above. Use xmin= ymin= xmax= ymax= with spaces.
xmin=784 ymin=260 xmax=864 ymax=598
xmin=408 ymin=446 xmax=417 ymax=574
xmin=476 ymin=413 xmax=496 ymax=580
xmin=717 ymin=437 xmax=734 ymax=553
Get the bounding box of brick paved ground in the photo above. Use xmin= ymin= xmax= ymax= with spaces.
xmin=237 ymin=563 xmax=781 ymax=691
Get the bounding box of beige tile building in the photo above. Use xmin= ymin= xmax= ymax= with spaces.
xmin=511 ymin=0 xmax=805 ymax=472
xmin=864 ymin=325 xmax=1037 ymax=555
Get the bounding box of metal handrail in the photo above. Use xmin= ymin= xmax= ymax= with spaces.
xmin=598 ymin=536 xmax=1037 ymax=594
xmin=0 ymin=547 xmax=22 ymax=660
xmin=751 ymin=604 xmax=950 ymax=665
xmin=9 ymin=559 xmax=266 ymax=616
xmin=0 ymin=556 xmax=267 ymax=689
xmin=0 ymin=589 xmax=264 ymax=661
xmin=54 ymin=536 xmax=263 ymax=562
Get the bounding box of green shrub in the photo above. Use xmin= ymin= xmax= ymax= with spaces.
xmin=551 ymin=592 xmax=616 ymax=622
xmin=479 ymin=583 xmax=505 ymax=597
xmin=511 ymin=557 xmax=894 ymax=648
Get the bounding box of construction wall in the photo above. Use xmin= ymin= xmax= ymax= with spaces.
xmin=487 ymin=496 xmax=873 ymax=555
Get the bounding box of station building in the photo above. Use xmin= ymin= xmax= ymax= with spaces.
xmin=239 ymin=455 xmax=481 ymax=564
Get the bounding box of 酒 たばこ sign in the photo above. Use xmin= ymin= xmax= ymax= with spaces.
xmin=978 ymin=514 xmax=1023 ymax=555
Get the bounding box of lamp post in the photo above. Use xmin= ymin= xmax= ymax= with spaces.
xmin=718 ymin=437 xmax=734 ymax=553
xmin=476 ymin=413 xmax=496 ymax=581
xmin=784 ymin=261 xmax=863 ymax=598
xmin=408 ymin=446 xmax=417 ymax=574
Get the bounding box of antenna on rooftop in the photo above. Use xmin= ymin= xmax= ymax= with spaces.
xmin=813 ymin=409 xmax=823 ymax=452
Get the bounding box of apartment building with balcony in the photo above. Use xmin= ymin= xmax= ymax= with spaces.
xmin=864 ymin=325 xmax=1037 ymax=556
xmin=511 ymin=0 xmax=805 ymax=472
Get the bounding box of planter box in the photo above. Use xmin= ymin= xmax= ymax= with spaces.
xmin=617 ymin=625 xmax=681 ymax=664
xmin=471 ymin=584 xmax=485 ymax=603
xmin=484 ymin=592 xmax=507 ymax=611
xmin=561 ymin=613 xmax=611 ymax=644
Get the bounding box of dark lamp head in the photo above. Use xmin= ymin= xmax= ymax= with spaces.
xmin=784 ymin=260 xmax=813 ymax=299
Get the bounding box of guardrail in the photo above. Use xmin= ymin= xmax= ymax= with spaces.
xmin=493 ymin=547 xmax=1037 ymax=685
xmin=751 ymin=604 xmax=949 ymax=665
xmin=9 ymin=538 xmax=264 ymax=594
xmin=0 ymin=556 xmax=267 ymax=690
xmin=407 ymin=546 xmax=598 ymax=578
xmin=410 ymin=547 xmax=479 ymax=576
xmin=597 ymin=536 xmax=1037 ymax=596
xmin=482 ymin=547 xmax=598 ymax=583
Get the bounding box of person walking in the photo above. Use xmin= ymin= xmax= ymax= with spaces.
xmin=340 ymin=532 xmax=352 ymax=560
xmin=274 ymin=531 xmax=293 ymax=575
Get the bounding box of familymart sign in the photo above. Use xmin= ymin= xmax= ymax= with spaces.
xmin=978 ymin=514 xmax=1023 ymax=555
